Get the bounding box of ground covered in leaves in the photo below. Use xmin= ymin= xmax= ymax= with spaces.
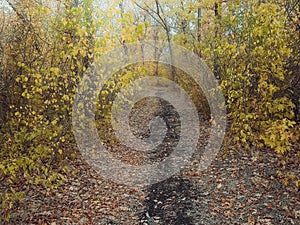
xmin=6 ymin=95 xmax=300 ymax=225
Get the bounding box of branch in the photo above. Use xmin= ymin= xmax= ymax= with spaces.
xmin=134 ymin=1 xmax=168 ymax=31
xmin=5 ymin=0 xmax=49 ymax=49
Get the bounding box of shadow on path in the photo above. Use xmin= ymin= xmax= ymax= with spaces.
xmin=140 ymin=176 xmax=194 ymax=225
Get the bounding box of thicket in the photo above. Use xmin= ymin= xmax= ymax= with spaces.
xmin=0 ymin=0 xmax=299 ymax=221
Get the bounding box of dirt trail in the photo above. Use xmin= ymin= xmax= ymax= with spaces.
xmin=9 ymin=87 xmax=300 ymax=225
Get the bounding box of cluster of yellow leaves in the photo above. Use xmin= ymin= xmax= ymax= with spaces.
xmin=206 ymin=1 xmax=299 ymax=155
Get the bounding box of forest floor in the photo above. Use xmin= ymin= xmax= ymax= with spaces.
xmin=7 ymin=89 xmax=300 ymax=225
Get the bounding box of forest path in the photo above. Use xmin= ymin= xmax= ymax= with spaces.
xmin=9 ymin=87 xmax=300 ymax=225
